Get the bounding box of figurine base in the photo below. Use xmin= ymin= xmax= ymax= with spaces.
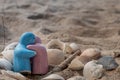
xmin=20 ymin=71 xmax=31 ymax=74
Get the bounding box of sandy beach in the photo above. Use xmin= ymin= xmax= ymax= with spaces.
xmin=0 ymin=0 xmax=120 ymax=79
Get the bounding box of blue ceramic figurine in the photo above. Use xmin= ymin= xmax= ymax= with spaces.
xmin=13 ymin=32 xmax=36 ymax=73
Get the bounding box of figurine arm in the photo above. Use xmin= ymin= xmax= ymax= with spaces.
xmin=25 ymin=49 xmax=36 ymax=58
xmin=15 ymin=49 xmax=36 ymax=58
xmin=27 ymin=45 xmax=38 ymax=50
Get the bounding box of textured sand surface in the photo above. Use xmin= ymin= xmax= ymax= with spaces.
xmin=0 ymin=0 xmax=120 ymax=79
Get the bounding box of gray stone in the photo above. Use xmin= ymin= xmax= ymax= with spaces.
xmin=97 ymin=56 xmax=118 ymax=70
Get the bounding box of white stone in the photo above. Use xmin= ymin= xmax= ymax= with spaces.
xmin=42 ymin=74 xmax=65 ymax=80
xmin=83 ymin=60 xmax=104 ymax=80
xmin=0 ymin=58 xmax=12 ymax=70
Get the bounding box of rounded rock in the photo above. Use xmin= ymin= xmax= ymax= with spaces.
xmin=1 ymin=42 xmax=18 ymax=63
xmin=47 ymin=49 xmax=65 ymax=65
xmin=0 ymin=58 xmax=12 ymax=70
xmin=97 ymin=56 xmax=118 ymax=70
xmin=79 ymin=48 xmax=101 ymax=64
xmin=46 ymin=39 xmax=64 ymax=50
xmin=67 ymin=76 xmax=86 ymax=80
xmin=68 ymin=56 xmax=84 ymax=70
xmin=42 ymin=74 xmax=65 ymax=80
xmin=83 ymin=60 xmax=104 ymax=80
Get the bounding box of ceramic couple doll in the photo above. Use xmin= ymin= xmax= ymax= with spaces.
xmin=27 ymin=36 xmax=48 ymax=74
xmin=13 ymin=32 xmax=48 ymax=74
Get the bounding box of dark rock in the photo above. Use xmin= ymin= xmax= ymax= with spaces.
xmin=97 ymin=56 xmax=118 ymax=70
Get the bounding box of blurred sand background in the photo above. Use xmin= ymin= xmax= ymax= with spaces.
xmin=0 ymin=0 xmax=120 ymax=79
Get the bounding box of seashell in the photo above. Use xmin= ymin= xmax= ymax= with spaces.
xmin=42 ymin=74 xmax=65 ymax=80
xmin=0 ymin=58 xmax=12 ymax=70
xmin=68 ymin=56 xmax=84 ymax=70
xmin=67 ymin=76 xmax=86 ymax=80
xmin=1 ymin=70 xmax=27 ymax=80
xmin=83 ymin=60 xmax=104 ymax=80
xmin=79 ymin=48 xmax=101 ymax=64
xmin=47 ymin=49 xmax=65 ymax=65
xmin=1 ymin=42 xmax=18 ymax=63
xmin=69 ymin=43 xmax=80 ymax=52
xmin=97 ymin=56 xmax=118 ymax=70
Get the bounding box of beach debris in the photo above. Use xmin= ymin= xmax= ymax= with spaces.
xmin=97 ymin=56 xmax=118 ymax=70
xmin=68 ymin=56 xmax=84 ymax=70
xmin=42 ymin=74 xmax=65 ymax=80
xmin=79 ymin=48 xmax=101 ymax=64
xmin=1 ymin=70 xmax=27 ymax=80
xmin=47 ymin=49 xmax=65 ymax=65
xmin=67 ymin=76 xmax=86 ymax=80
xmin=0 ymin=58 xmax=12 ymax=70
xmin=83 ymin=60 xmax=104 ymax=80
xmin=1 ymin=42 xmax=18 ymax=63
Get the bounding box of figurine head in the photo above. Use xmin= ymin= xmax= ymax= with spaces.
xmin=19 ymin=32 xmax=35 ymax=46
xmin=35 ymin=36 xmax=41 ymax=43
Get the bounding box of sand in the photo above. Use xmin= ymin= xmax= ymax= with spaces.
xmin=0 ymin=0 xmax=120 ymax=79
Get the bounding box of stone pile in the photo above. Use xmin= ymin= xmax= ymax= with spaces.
xmin=0 ymin=39 xmax=119 ymax=80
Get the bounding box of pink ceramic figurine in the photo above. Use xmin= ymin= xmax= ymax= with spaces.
xmin=27 ymin=36 xmax=48 ymax=74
